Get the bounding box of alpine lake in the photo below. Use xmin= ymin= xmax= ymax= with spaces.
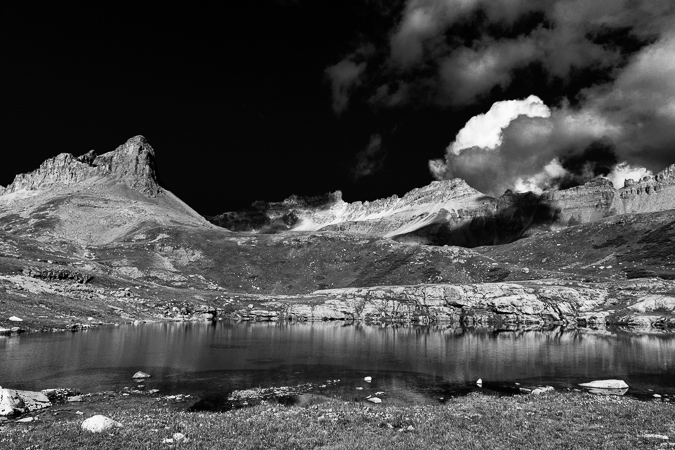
xmin=2 ymin=320 xmax=674 ymax=409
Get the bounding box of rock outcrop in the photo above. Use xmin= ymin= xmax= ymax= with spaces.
xmin=619 ymin=164 xmax=675 ymax=214
xmin=229 ymin=278 xmax=675 ymax=329
xmin=2 ymin=135 xmax=160 ymax=197
xmin=0 ymin=387 xmax=51 ymax=416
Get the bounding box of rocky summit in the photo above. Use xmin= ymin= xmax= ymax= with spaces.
xmin=0 ymin=136 xmax=673 ymax=333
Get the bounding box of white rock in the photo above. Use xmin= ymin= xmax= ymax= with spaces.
xmin=641 ymin=434 xmax=669 ymax=440
xmin=81 ymin=415 xmax=122 ymax=433
xmin=531 ymin=386 xmax=554 ymax=395
xmin=0 ymin=388 xmax=51 ymax=416
xmin=364 ymin=376 xmax=372 ymax=382
xmin=578 ymin=379 xmax=629 ymax=389
xmin=366 ymin=397 xmax=382 ymax=404
xmin=476 ymin=378 xmax=483 ymax=387
xmin=132 ymin=371 xmax=151 ymax=379
xmin=8 ymin=317 xmax=22 ymax=322
xmin=173 ymin=432 xmax=187 ymax=442
xmin=17 ymin=417 xmax=36 ymax=423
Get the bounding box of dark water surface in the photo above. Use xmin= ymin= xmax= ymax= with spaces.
xmin=1 ymin=322 xmax=674 ymax=403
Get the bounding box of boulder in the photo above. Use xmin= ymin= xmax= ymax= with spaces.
xmin=578 ymin=379 xmax=629 ymax=389
xmin=132 ymin=371 xmax=151 ymax=379
xmin=0 ymin=388 xmax=51 ymax=416
xmin=81 ymin=415 xmax=122 ymax=433
xmin=531 ymin=386 xmax=554 ymax=395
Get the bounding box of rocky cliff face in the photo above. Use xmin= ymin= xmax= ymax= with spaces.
xmin=2 ymin=135 xmax=160 ymax=197
xmin=619 ymin=164 xmax=675 ymax=214
xmin=540 ymin=177 xmax=622 ymax=225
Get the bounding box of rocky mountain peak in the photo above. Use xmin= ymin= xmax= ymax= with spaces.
xmin=2 ymin=135 xmax=160 ymax=197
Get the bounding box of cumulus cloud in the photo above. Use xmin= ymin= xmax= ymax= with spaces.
xmin=427 ymin=19 xmax=675 ymax=196
xmin=360 ymin=0 xmax=674 ymax=107
xmin=327 ymin=0 xmax=675 ymax=193
xmin=430 ymin=97 xmax=626 ymax=195
xmin=447 ymin=95 xmax=550 ymax=154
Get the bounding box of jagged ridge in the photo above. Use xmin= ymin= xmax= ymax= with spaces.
xmin=1 ymin=136 xmax=160 ymax=197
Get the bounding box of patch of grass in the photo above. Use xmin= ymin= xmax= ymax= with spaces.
xmin=0 ymin=392 xmax=673 ymax=449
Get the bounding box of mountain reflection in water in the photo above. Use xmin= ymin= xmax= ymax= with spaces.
xmin=1 ymin=322 xmax=674 ymax=400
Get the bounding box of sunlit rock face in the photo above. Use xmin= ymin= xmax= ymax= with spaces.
xmin=541 ymin=177 xmax=622 ymax=226
xmin=619 ymin=164 xmax=675 ymax=214
xmin=2 ymin=135 xmax=160 ymax=197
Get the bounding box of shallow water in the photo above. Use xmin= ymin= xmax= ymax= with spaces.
xmin=1 ymin=322 xmax=674 ymax=403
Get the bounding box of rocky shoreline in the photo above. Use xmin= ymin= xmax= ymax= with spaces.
xmin=2 ymin=277 xmax=675 ymax=335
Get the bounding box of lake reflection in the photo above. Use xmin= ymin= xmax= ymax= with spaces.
xmin=1 ymin=322 xmax=674 ymax=400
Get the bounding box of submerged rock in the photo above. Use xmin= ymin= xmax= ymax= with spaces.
xmin=81 ymin=415 xmax=122 ymax=433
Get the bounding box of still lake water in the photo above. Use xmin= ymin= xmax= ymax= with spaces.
xmin=1 ymin=322 xmax=674 ymax=403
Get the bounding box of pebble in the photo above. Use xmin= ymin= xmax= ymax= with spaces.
xmin=8 ymin=316 xmax=23 ymax=322
xmin=476 ymin=378 xmax=483 ymax=387
xmin=364 ymin=376 xmax=372 ymax=382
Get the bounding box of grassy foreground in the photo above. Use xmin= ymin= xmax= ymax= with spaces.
xmin=1 ymin=392 xmax=673 ymax=449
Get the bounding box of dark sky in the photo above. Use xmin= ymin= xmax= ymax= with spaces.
xmin=5 ymin=2 xmax=675 ymax=215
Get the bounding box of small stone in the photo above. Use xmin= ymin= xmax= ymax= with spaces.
xmin=356 ymin=387 xmax=363 ymax=390
xmin=406 ymin=425 xmax=415 ymax=432
xmin=476 ymin=378 xmax=483 ymax=387
xmin=173 ymin=432 xmax=187 ymax=442
xmin=8 ymin=317 xmax=22 ymax=322
xmin=132 ymin=371 xmax=151 ymax=379
xmin=653 ymin=394 xmax=662 ymax=398
xmin=366 ymin=397 xmax=382 ymax=404
xmin=641 ymin=434 xmax=669 ymax=440
xmin=81 ymin=415 xmax=122 ymax=433
xmin=76 ymin=411 xmax=84 ymax=415
xmin=68 ymin=395 xmax=83 ymax=402
xmin=17 ymin=417 xmax=36 ymax=423
xmin=162 ymin=438 xmax=174 ymax=444
xmin=364 ymin=376 xmax=372 ymax=382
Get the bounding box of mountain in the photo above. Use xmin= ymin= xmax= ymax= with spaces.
xmin=210 ymin=165 xmax=675 ymax=247
xmin=0 ymin=136 xmax=673 ymax=333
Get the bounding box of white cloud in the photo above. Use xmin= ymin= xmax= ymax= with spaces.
xmin=606 ymin=162 xmax=653 ymax=188
xmin=448 ymin=95 xmax=550 ymax=155
xmin=325 ymin=57 xmax=368 ymax=114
